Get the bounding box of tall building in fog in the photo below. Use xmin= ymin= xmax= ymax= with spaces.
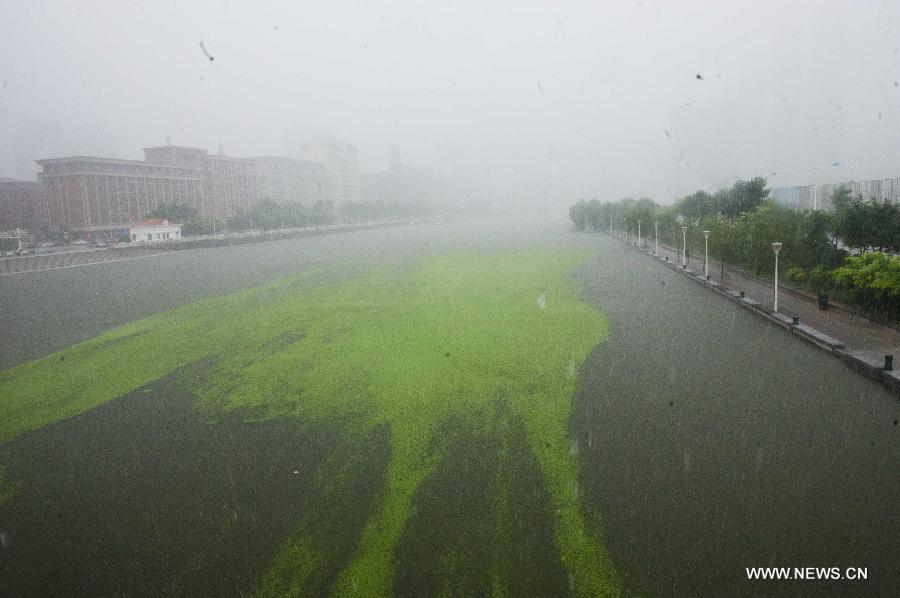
xmin=299 ymin=134 xmax=359 ymax=204
xmin=27 ymin=142 xmax=344 ymax=235
xmin=37 ymin=152 xmax=209 ymax=233
xmin=360 ymin=145 xmax=446 ymax=208
xmin=252 ymin=156 xmax=331 ymax=205
xmin=0 ymin=178 xmax=41 ymax=231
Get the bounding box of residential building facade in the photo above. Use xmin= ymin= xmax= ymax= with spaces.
xmin=771 ymin=176 xmax=900 ymax=211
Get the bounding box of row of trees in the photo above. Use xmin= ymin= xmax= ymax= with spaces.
xmin=150 ymin=198 xmax=417 ymax=236
xmin=569 ymin=178 xmax=900 ymax=320
xmin=147 ymin=203 xmax=225 ymax=236
xmin=225 ymin=199 xmax=337 ymax=231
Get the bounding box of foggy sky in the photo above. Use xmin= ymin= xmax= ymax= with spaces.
xmin=2 ymin=0 xmax=899 ymax=206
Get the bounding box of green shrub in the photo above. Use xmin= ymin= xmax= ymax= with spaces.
xmin=808 ymin=265 xmax=834 ymax=292
xmin=832 ymin=252 xmax=900 ymax=312
xmin=786 ymin=266 xmax=806 ymax=282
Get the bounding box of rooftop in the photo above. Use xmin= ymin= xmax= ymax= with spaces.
xmin=131 ymin=218 xmax=179 ymax=228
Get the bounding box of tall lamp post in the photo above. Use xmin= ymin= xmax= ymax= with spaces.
xmin=609 ymin=215 xmax=613 ymax=234
xmin=625 ymin=226 xmax=628 ymax=244
xmin=637 ymin=220 xmax=642 ymax=248
xmin=681 ymin=226 xmax=688 ymax=268
xmin=772 ymin=242 xmax=782 ymax=311
xmin=654 ymin=221 xmax=659 ymax=255
xmin=703 ymin=230 xmax=710 ymax=279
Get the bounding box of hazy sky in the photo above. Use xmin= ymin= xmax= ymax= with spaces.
xmin=2 ymin=0 xmax=899 ymax=205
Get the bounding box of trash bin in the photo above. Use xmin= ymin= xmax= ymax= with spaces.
xmin=817 ymin=293 xmax=829 ymax=310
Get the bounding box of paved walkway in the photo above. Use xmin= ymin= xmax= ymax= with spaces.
xmin=633 ymin=237 xmax=900 ymax=364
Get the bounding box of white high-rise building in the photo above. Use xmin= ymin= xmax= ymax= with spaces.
xmin=299 ymin=135 xmax=360 ymax=204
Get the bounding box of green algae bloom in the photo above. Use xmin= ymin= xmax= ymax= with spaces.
xmin=0 ymin=249 xmax=620 ymax=596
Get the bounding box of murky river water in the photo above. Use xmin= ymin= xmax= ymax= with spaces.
xmin=1 ymin=216 xmax=897 ymax=596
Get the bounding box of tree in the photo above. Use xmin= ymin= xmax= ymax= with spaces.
xmin=721 ymin=177 xmax=768 ymax=220
xmin=147 ymin=202 xmax=199 ymax=223
xmin=795 ymin=209 xmax=844 ymax=269
xmin=678 ymin=190 xmax=717 ymax=222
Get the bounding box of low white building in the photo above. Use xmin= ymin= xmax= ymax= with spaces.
xmin=129 ymin=218 xmax=181 ymax=243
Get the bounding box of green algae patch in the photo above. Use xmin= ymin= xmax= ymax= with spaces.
xmin=0 ymin=249 xmax=620 ymax=596
xmin=0 ymin=270 xmax=323 ymax=445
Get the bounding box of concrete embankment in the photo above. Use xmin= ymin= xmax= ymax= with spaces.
xmin=0 ymin=220 xmax=414 ymax=276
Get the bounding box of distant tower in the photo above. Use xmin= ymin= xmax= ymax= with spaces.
xmin=217 ymin=142 xmax=225 ymax=156
xmin=390 ymin=144 xmax=402 ymax=169
xmin=165 ymin=133 xmax=172 ymax=146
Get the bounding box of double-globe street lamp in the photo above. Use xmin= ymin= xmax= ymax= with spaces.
xmin=681 ymin=226 xmax=688 ymax=268
xmin=772 ymin=242 xmax=783 ymax=312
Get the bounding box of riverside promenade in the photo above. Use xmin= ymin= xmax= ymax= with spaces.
xmin=614 ymin=232 xmax=900 ymax=393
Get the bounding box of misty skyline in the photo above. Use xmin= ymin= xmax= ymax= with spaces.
xmin=2 ymin=0 xmax=900 ymax=205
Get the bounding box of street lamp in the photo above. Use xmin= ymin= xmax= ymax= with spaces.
xmin=772 ymin=242 xmax=782 ymax=311
xmin=681 ymin=226 xmax=688 ymax=268
xmin=637 ymin=220 xmax=642 ymax=248
xmin=654 ymin=221 xmax=659 ymax=255
xmin=703 ymin=230 xmax=710 ymax=279
xmin=625 ymin=226 xmax=628 ymax=244
xmin=609 ymin=214 xmax=613 ymax=234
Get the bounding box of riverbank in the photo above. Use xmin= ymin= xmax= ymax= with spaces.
xmin=0 ymin=219 xmax=420 ymax=276
xmin=116 ymin=218 xmax=414 ymax=252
